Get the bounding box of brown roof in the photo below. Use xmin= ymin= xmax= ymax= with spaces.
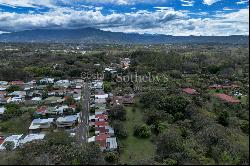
xmin=214 ymin=93 xmax=241 ymax=103
xmin=183 ymin=88 xmax=198 ymax=95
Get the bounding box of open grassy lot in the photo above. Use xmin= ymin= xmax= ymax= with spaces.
xmin=120 ymin=106 xmax=155 ymax=164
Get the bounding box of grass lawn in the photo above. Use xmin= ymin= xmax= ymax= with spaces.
xmin=120 ymin=106 xmax=155 ymax=164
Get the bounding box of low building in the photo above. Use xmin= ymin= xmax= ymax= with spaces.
xmin=7 ymin=96 xmax=24 ymax=103
xmin=39 ymin=78 xmax=54 ymax=84
xmin=19 ymin=134 xmax=45 ymax=145
xmin=106 ymin=137 xmax=118 ymax=151
xmin=95 ymin=94 xmax=109 ymax=99
xmin=214 ymin=93 xmax=241 ymax=104
xmin=0 ymin=107 xmax=6 ymax=116
xmin=29 ymin=118 xmax=54 ymax=132
xmin=95 ymin=121 xmax=109 ymax=127
xmin=35 ymin=106 xmax=47 ymax=115
xmin=56 ymin=115 xmax=78 ymax=128
xmin=0 ymin=81 xmax=8 ymax=86
xmin=0 ymin=134 xmax=23 ymax=150
xmin=182 ymin=88 xmax=198 ymax=95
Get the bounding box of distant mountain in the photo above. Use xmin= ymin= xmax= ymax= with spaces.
xmin=0 ymin=28 xmax=248 ymax=44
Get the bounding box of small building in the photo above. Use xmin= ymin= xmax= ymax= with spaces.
xmin=7 ymin=96 xmax=24 ymax=103
xmin=19 ymin=134 xmax=45 ymax=145
xmin=106 ymin=137 xmax=118 ymax=151
xmin=0 ymin=81 xmax=8 ymax=86
xmin=95 ymin=121 xmax=109 ymax=127
xmin=95 ymin=133 xmax=110 ymax=151
xmin=29 ymin=118 xmax=54 ymax=132
xmin=0 ymin=136 xmax=4 ymax=145
xmin=209 ymin=84 xmax=240 ymax=90
xmin=10 ymin=81 xmax=25 ymax=86
xmin=39 ymin=78 xmax=54 ymax=84
xmin=0 ymin=107 xmax=5 ymax=115
xmin=182 ymin=88 xmax=198 ymax=95
xmin=0 ymin=134 xmax=23 ymax=150
xmin=36 ymin=106 xmax=47 ymax=116
xmin=56 ymin=115 xmax=78 ymax=128
xmin=214 ymin=93 xmax=241 ymax=104
xmin=95 ymin=94 xmax=109 ymax=99
xmin=31 ymin=97 xmax=42 ymax=102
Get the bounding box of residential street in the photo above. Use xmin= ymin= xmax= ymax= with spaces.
xmin=76 ymin=82 xmax=90 ymax=144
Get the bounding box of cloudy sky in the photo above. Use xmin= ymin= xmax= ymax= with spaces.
xmin=0 ymin=0 xmax=249 ymax=35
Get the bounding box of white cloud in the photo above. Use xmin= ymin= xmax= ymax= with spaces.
xmin=0 ymin=0 xmax=55 ymax=8
xmin=154 ymin=7 xmax=173 ymax=10
xmin=0 ymin=5 xmax=248 ymax=36
xmin=203 ymin=0 xmax=221 ymax=5
xmin=181 ymin=0 xmax=194 ymax=6
xmin=223 ymin=7 xmax=234 ymax=11
xmin=236 ymin=0 xmax=249 ymax=5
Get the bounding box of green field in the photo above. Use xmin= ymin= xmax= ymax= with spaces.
xmin=120 ymin=106 xmax=155 ymax=164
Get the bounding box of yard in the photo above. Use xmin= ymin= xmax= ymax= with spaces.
xmin=120 ymin=105 xmax=155 ymax=164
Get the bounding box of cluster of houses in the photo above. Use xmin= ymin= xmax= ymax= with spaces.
xmin=88 ymin=80 xmax=118 ymax=151
xmin=182 ymin=82 xmax=243 ymax=104
xmin=0 ymin=78 xmax=84 ymax=150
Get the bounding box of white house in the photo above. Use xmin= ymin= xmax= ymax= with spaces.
xmin=95 ymin=94 xmax=109 ymax=99
xmin=0 ymin=135 xmax=23 ymax=150
xmin=0 ymin=107 xmax=5 ymax=115
xmin=56 ymin=115 xmax=78 ymax=128
xmin=0 ymin=81 xmax=8 ymax=86
xmin=29 ymin=118 xmax=54 ymax=131
xmin=7 ymin=96 xmax=23 ymax=103
xmin=19 ymin=134 xmax=45 ymax=145
xmin=39 ymin=78 xmax=54 ymax=84
xmin=106 ymin=137 xmax=118 ymax=151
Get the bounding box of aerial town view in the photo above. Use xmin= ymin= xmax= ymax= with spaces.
xmin=0 ymin=0 xmax=249 ymax=165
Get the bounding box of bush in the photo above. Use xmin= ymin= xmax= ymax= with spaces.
xmin=6 ymin=85 xmax=20 ymax=93
xmin=112 ymin=120 xmax=128 ymax=139
xmin=105 ymin=152 xmax=119 ymax=163
xmin=240 ymin=121 xmax=249 ymax=134
xmin=218 ymin=111 xmax=229 ymax=126
xmin=134 ymin=124 xmax=151 ymax=138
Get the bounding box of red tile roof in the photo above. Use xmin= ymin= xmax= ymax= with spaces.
xmin=209 ymin=84 xmax=240 ymax=89
xmin=214 ymin=93 xmax=241 ymax=103
xmin=36 ymin=106 xmax=47 ymax=113
xmin=95 ymin=121 xmax=109 ymax=127
xmin=0 ymin=139 xmax=4 ymax=145
xmin=0 ymin=136 xmax=4 ymax=145
xmin=95 ymin=114 xmax=108 ymax=120
xmin=11 ymin=81 xmax=24 ymax=85
xmin=183 ymin=88 xmax=198 ymax=95
xmin=95 ymin=133 xmax=110 ymax=141
xmin=96 ymin=140 xmax=107 ymax=148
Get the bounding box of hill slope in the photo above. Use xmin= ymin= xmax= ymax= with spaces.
xmin=0 ymin=28 xmax=248 ymax=44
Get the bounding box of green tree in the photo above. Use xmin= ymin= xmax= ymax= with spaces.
xmin=105 ymin=152 xmax=119 ymax=164
xmin=104 ymin=81 xmax=112 ymax=93
xmin=6 ymin=85 xmax=20 ymax=93
xmin=134 ymin=124 xmax=151 ymax=138
xmin=218 ymin=111 xmax=229 ymax=126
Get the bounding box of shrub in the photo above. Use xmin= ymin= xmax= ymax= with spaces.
xmin=134 ymin=124 xmax=151 ymax=138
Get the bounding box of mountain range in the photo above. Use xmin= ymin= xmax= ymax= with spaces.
xmin=0 ymin=28 xmax=248 ymax=44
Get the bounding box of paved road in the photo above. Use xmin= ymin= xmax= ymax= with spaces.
xmin=76 ymin=82 xmax=90 ymax=144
